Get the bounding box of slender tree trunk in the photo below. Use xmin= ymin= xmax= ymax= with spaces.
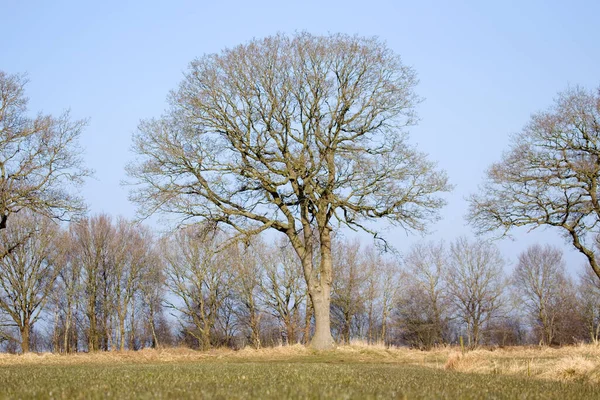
xmin=89 ymin=311 xmax=98 ymax=351
xmin=472 ymin=321 xmax=480 ymax=348
xmin=21 ymin=321 xmax=30 ymax=353
xmin=285 ymin=315 xmax=296 ymax=345
xmin=149 ymin=301 xmax=159 ymax=349
xmin=381 ymin=294 xmax=390 ymax=345
xmin=250 ymin=309 xmax=261 ymax=349
xmin=150 ymin=320 xmax=159 ymax=349
xmin=130 ymin=302 xmax=136 ymax=350
xmin=343 ymin=311 xmax=351 ymax=344
xmin=106 ymin=316 xmax=112 ymax=351
xmin=200 ymin=313 xmax=211 ymax=350
xmin=432 ymin=300 xmax=443 ymax=345
xmin=53 ymin=305 xmax=60 ymax=353
xmin=119 ymin=313 xmax=126 ymax=351
xmin=381 ymin=311 xmax=388 ymax=345
xmin=367 ymin=302 xmax=374 ymax=345
xmin=64 ymin=302 xmax=72 ymax=353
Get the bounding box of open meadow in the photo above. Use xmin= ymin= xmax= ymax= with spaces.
xmin=2 ymin=344 xmax=600 ymax=399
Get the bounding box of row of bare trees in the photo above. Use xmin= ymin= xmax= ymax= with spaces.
xmin=0 ymin=213 xmax=168 ymax=353
xmin=1 ymin=211 xmax=598 ymax=353
xmin=397 ymin=240 xmax=594 ymax=349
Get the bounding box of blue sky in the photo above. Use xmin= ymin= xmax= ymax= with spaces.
xmin=2 ymin=0 xmax=599 ymax=272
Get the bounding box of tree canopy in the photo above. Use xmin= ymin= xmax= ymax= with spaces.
xmin=468 ymin=86 xmax=600 ymax=280
xmin=0 ymin=71 xmax=90 ymax=233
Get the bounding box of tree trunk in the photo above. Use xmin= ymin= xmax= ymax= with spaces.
xmin=149 ymin=301 xmax=159 ymax=349
xmin=89 ymin=311 xmax=98 ymax=351
xmin=130 ymin=302 xmax=137 ymax=350
xmin=343 ymin=311 xmax=351 ymax=344
xmin=301 ymin=226 xmax=334 ymax=350
xmin=471 ymin=321 xmax=480 ymax=348
xmin=21 ymin=322 xmax=30 ymax=353
xmin=150 ymin=320 xmax=159 ymax=349
xmin=367 ymin=302 xmax=374 ymax=345
xmin=309 ymin=288 xmax=334 ymax=349
xmin=200 ymin=321 xmax=211 ymax=351
xmin=285 ymin=315 xmax=296 ymax=345
xmin=381 ymin=314 xmax=387 ymax=345
xmin=64 ymin=303 xmax=72 ymax=353
xmin=302 ymin=226 xmax=334 ymax=350
xmin=119 ymin=314 xmax=126 ymax=351
xmin=247 ymin=303 xmax=261 ymax=349
xmin=53 ymin=305 xmax=60 ymax=353
xmin=381 ymin=295 xmax=390 ymax=344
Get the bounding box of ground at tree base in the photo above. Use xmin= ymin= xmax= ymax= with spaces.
xmin=1 ymin=343 xmax=600 ymax=399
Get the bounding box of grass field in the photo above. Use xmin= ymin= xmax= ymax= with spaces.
xmin=1 ymin=344 xmax=600 ymax=399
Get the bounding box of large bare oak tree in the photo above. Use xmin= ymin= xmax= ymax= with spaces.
xmin=128 ymin=33 xmax=450 ymax=349
xmin=469 ymin=86 xmax=600 ymax=281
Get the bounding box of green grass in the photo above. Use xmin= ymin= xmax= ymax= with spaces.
xmin=1 ymin=360 xmax=599 ymax=399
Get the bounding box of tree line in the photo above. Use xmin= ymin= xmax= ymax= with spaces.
xmin=2 ymin=32 xmax=600 ymax=352
xmin=1 ymin=211 xmax=598 ymax=353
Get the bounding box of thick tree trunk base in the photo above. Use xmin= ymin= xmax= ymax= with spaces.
xmin=310 ymin=294 xmax=335 ymax=350
xmin=309 ymin=331 xmax=335 ymax=350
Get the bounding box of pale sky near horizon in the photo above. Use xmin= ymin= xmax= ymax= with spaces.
xmin=2 ymin=0 xmax=599 ymax=274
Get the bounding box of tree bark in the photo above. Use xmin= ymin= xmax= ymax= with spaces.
xmin=89 ymin=311 xmax=98 ymax=351
xmin=119 ymin=316 xmax=126 ymax=351
xmin=21 ymin=322 xmax=30 ymax=353
xmin=64 ymin=303 xmax=72 ymax=353
xmin=130 ymin=302 xmax=136 ymax=350
xmin=307 ymin=227 xmax=335 ymax=350
xmin=149 ymin=302 xmax=159 ymax=349
xmin=309 ymin=288 xmax=334 ymax=350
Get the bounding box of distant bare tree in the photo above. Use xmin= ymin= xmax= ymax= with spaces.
xmin=549 ymin=277 xmax=584 ymax=344
xmin=111 ymin=219 xmax=154 ymax=351
xmin=512 ymin=244 xmax=570 ymax=345
xmin=362 ymin=247 xmax=380 ymax=344
xmin=0 ymin=71 xmax=90 ymax=234
xmin=446 ymin=237 xmax=507 ymax=348
xmin=331 ymin=238 xmax=365 ymax=344
xmin=231 ymin=240 xmax=263 ymax=349
xmin=397 ymin=241 xmax=449 ymax=348
xmin=162 ymin=226 xmax=233 ymax=350
xmin=127 ymin=33 xmax=451 ymax=349
xmin=468 ymin=86 xmax=600 ymax=282
xmin=139 ymin=250 xmax=167 ymax=349
xmin=70 ymin=214 xmax=114 ymax=351
xmin=381 ymin=259 xmax=401 ymax=344
xmin=579 ymin=265 xmax=600 ymax=343
xmin=53 ymin=229 xmax=82 ymax=353
xmin=0 ymin=212 xmax=61 ymax=352
xmin=260 ymin=238 xmax=306 ymax=345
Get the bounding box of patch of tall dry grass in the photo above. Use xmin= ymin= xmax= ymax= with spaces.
xmin=2 ymin=342 xmax=600 ymax=383
xmin=443 ymin=344 xmax=600 ymax=384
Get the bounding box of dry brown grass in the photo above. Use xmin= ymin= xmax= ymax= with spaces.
xmin=0 ymin=346 xmax=215 ymax=366
xmin=442 ymin=344 xmax=600 ymax=384
xmin=2 ymin=342 xmax=600 ymax=384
